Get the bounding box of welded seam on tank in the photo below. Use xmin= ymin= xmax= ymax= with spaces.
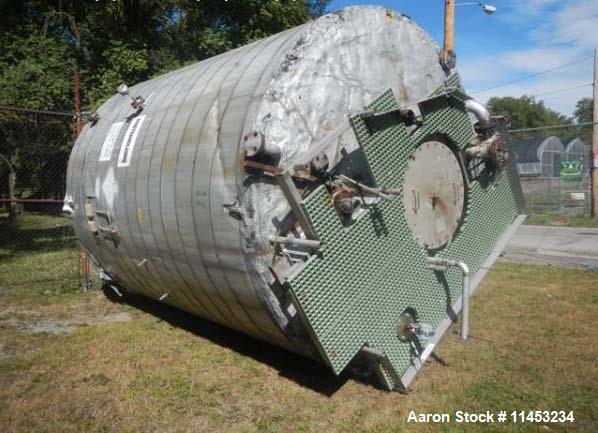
xmin=107 ymin=78 xmax=174 ymax=299
xmin=123 ymin=73 xmax=194 ymax=302
xmin=146 ymin=65 xmax=219 ymax=315
xmin=187 ymin=50 xmax=260 ymax=334
xmin=234 ymin=27 xmax=310 ymax=344
xmin=120 ymin=75 xmax=182 ymax=299
xmin=129 ymin=73 xmax=208 ymax=305
xmin=107 ymin=77 xmax=184 ymax=300
xmin=235 ymin=27 xmax=309 ymax=329
xmin=189 ymin=33 xmax=294 ymax=337
xmin=136 ymin=62 xmax=220 ymax=315
xmin=118 ymin=69 xmax=199 ymax=307
xmin=169 ymin=38 xmax=277 ymax=328
xmin=209 ymin=29 xmax=308 ymax=337
xmin=90 ymin=80 xmax=164 ymax=296
xmin=140 ymin=65 xmax=213 ymax=313
xmin=74 ymin=90 xmax=148 ymax=293
xmin=186 ymin=28 xmax=311 ymax=338
xmin=158 ymin=53 xmax=235 ymax=324
xmin=200 ymin=35 xmax=283 ymax=339
xmin=212 ymin=28 xmax=306 ymax=343
xmin=183 ymin=45 xmax=273 ymax=332
xmin=102 ymin=79 xmax=170 ymax=291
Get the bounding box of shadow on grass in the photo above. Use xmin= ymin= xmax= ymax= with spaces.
xmin=119 ymin=292 xmax=382 ymax=396
xmin=0 ymin=215 xmax=77 ymax=262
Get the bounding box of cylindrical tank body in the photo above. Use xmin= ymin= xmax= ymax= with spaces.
xmin=66 ymin=6 xmax=448 ymax=355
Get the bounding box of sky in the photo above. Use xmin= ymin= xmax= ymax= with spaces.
xmin=328 ymin=0 xmax=598 ymax=118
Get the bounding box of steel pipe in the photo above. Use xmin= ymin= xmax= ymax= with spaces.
xmin=426 ymin=257 xmax=470 ymax=340
xmin=465 ymin=99 xmax=492 ymax=128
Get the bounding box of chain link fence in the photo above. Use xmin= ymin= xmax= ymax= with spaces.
xmin=509 ymin=122 xmax=594 ymax=221
xmin=0 ymin=107 xmax=83 ymax=297
xmin=0 ymin=105 xmax=596 ymax=295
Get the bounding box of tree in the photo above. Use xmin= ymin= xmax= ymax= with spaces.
xmin=487 ymin=96 xmax=572 ymax=130
xmin=0 ymin=0 xmax=331 ymax=200
xmin=0 ymin=31 xmax=75 ymax=111
xmin=574 ymin=97 xmax=593 ymax=124
xmin=0 ymin=0 xmax=331 ymax=111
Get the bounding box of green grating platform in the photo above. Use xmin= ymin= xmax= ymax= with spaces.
xmin=286 ymin=80 xmax=524 ymax=390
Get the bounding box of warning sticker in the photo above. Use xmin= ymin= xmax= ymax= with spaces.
xmin=99 ymin=121 xmax=125 ymax=162
xmin=117 ymin=115 xmax=146 ymax=168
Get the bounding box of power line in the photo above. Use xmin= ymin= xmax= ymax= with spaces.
xmin=470 ymin=55 xmax=593 ymax=94
xmin=0 ymin=105 xmax=74 ymax=117
xmin=532 ymin=82 xmax=592 ymax=98
xmin=509 ymin=121 xmax=597 ymax=133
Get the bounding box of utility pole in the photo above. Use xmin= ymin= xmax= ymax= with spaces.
xmin=442 ymin=0 xmax=456 ymax=69
xmin=592 ymin=48 xmax=598 ymax=218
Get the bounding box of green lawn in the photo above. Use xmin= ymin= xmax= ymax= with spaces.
xmin=1 ymin=216 xmax=597 ymax=432
xmin=525 ymin=211 xmax=598 ymax=227
xmin=0 ymin=213 xmax=80 ymax=306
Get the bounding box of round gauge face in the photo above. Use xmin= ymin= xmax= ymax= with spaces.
xmin=402 ymin=140 xmax=466 ymax=251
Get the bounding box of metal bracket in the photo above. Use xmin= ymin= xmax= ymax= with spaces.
xmin=95 ymin=210 xmax=120 ymax=245
xmin=359 ymin=107 xmax=421 ymax=132
xmin=275 ymin=171 xmax=318 ymax=240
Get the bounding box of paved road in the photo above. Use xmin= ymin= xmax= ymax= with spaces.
xmin=504 ymin=225 xmax=598 ymax=269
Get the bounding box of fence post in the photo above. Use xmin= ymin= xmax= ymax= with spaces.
xmin=0 ymin=153 xmax=17 ymax=221
xmin=72 ymin=68 xmax=90 ymax=290
xmin=592 ymin=49 xmax=598 ymax=218
xmin=8 ymin=170 xmax=17 ymax=221
xmin=80 ymin=250 xmax=91 ymax=291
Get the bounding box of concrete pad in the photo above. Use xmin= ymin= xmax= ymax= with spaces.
xmin=505 ymin=225 xmax=598 ymax=269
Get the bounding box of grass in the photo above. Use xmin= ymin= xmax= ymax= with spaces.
xmin=0 ymin=213 xmax=80 ymax=306
xmin=519 ymin=179 xmax=597 ymax=227
xmin=525 ymin=211 xmax=598 ymax=227
xmin=1 ymin=216 xmax=597 ymax=432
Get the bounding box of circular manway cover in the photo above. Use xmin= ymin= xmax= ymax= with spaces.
xmin=402 ymin=140 xmax=466 ymax=250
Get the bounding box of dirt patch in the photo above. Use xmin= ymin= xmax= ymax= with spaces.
xmin=1 ymin=319 xmax=75 ymax=334
xmin=0 ymin=312 xmax=132 ymax=335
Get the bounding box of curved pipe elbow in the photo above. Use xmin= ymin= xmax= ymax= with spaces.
xmin=465 ymin=99 xmax=491 ymax=128
xmin=456 ymin=261 xmax=469 ymax=276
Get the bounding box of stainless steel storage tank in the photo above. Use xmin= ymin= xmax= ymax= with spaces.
xmin=66 ymin=5 xmax=525 ymax=391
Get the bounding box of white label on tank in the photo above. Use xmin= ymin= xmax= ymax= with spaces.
xmin=99 ymin=121 xmax=125 ymax=162
xmin=117 ymin=115 xmax=145 ymax=168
